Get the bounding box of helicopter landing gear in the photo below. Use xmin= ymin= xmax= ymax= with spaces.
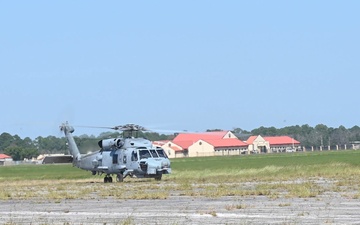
xmin=116 ymin=173 xmax=124 ymax=182
xmin=104 ymin=175 xmax=113 ymax=183
xmin=155 ymin=173 xmax=162 ymax=181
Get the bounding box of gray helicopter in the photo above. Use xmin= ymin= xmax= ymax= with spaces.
xmin=60 ymin=122 xmax=171 ymax=183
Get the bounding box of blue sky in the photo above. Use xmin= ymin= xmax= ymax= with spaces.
xmin=1 ymin=1 xmax=359 ymax=138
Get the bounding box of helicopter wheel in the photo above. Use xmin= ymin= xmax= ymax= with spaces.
xmin=104 ymin=176 xmax=113 ymax=183
xmin=155 ymin=174 xmax=162 ymax=181
xmin=116 ymin=173 xmax=124 ymax=182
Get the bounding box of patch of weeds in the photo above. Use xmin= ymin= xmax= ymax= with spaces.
xmin=119 ymin=216 xmax=135 ymax=225
xmin=236 ymin=204 xmax=247 ymax=209
xmin=206 ymin=210 xmax=217 ymax=217
xmin=46 ymin=190 xmax=77 ymax=200
xmin=162 ymin=184 xmax=178 ymax=192
xmin=343 ymin=191 xmax=360 ymax=199
xmin=257 ymin=181 xmax=324 ymax=198
xmin=254 ymin=188 xmax=271 ymax=196
xmin=324 ymin=218 xmax=334 ymax=224
xmin=268 ymin=192 xmax=280 ymax=199
xmin=352 ymin=193 xmax=360 ymax=199
xmin=3 ymin=222 xmax=17 ymax=225
xmin=181 ymin=190 xmax=199 ymax=197
xmin=0 ymin=191 xmax=12 ymax=200
xmin=279 ymin=203 xmax=291 ymax=207
xmin=286 ymin=182 xmax=324 ymax=198
xmin=178 ymin=182 xmax=193 ymax=191
xmin=297 ymin=211 xmax=310 ymax=216
xmin=225 ymin=204 xmax=234 ymax=211
xmin=126 ymin=190 xmax=169 ymax=200
xmin=56 ymin=185 xmax=66 ymax=191
xmin=225 ymin=204 xmax=247 ymax=210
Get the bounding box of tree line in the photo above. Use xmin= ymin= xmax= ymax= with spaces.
xmin=233 ymin=124 xmax=360 ymax=148
xmin=1 ymin=124 xmax=360 ymax=160
xmin=0 ymin=131 xmax=172 ymax=161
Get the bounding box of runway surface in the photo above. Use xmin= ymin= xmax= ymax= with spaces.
xmin=1 ymin=193 xmax=360 ymax=224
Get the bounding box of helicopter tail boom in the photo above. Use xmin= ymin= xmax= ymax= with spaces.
xmin=60 ymin=122 xmax=81 ymax=162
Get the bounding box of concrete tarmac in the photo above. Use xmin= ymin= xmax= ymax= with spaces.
xmin=1 ymin=193 xmax=360 ymax=224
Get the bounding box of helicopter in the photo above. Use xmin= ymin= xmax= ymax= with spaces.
xmin=59 ymin=122 xmax=171 ymax=183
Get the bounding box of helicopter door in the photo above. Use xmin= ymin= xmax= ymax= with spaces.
xmin=129 ymin=150 xmax=138 ymax=169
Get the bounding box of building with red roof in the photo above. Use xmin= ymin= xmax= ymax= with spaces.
xmin=191 ymin=138 xmax=248 ymax=157
xmin=264 ymin=136 xmax=301 ymax=152
xmin=245 ymin=135 xmax=270 ymax=153
xmin=154 ymin=133 xmax=301 ymax=158
xmin=173 ymin=131 xmax=235 ymax=142
xmin=154 ymin=131 xmax=248 ymax=158
xmin=152 ymin=140 xmax=184 ymax=158
xmin=263 ymin=136 xmax=300 ymax=146
xmin=0 ymin=154 xmax=13 ymax=166
xmin=246 ymin=135 xmax=301 ymax=153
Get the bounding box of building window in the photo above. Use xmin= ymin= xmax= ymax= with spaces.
xmin=199 ymin=141 xmax=202 ymax=145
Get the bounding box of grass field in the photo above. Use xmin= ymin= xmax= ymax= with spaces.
xmin=1 ymin=150 xmax=360 ymax=200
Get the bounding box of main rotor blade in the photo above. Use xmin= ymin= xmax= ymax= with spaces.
xmin=75 ymin=124 xmax=148 ymax=131
xmin=75 ymin=125 xmax=115 ymax=129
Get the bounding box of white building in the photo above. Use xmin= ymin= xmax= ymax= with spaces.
xmin=0 ymin=154 xmax=13 ymax=166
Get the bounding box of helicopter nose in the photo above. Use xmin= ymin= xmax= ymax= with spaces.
xmin=161 ymin=161 xmax=170 ymax=168
xmin=146 ymin=161 xmax=161 ymax=174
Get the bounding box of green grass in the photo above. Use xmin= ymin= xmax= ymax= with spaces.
xmin=1 ymin=150 xmax=360 ymax=200
xmin=0 ymin=164 xmax=90 ymax=181
xmin=1 ymin=150 xmax=360 ymax=181
xmin=171 ymin=150 xmax=360 ymax=181
xmin=172 ymin=150 xmax=360 ymax=171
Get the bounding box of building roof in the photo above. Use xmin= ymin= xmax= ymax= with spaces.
xmin=263 ymin=136 xmax=300 ymax=145
xmin=172 ymin=140 xmax=195 ymax=149
xmin=173 ymin=131 xmax=228 ymax=142
xmin=172 ymin=131 xmax=248 ymax=149
xmin=246 ymin=136 xmax=258 ymax=144
xmin=0 ymin=154 xmax=12 ymax=159
xmin=152 ymin=140 xmax=184 ymax=152
xmin=168 ymin=145 xmax=183 ymax=152
xmin=152 ymin=140 xmax=170 ymax=146
xmin=205 ymin=139 xmax=248 ymax=148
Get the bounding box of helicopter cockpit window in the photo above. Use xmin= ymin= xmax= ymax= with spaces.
xmin=139 ymin=149 xmax=151 ymax=159
xmin=149 ymin=149 xmax=159 ymax=158
xmin=156 ymin=148 xmax=168 ymax=158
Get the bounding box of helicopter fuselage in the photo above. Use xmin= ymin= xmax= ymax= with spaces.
xmin=75 ymin=139 xmax=171 ymax=176
xmin=60 ymin=122 xmax=171 ymax=183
